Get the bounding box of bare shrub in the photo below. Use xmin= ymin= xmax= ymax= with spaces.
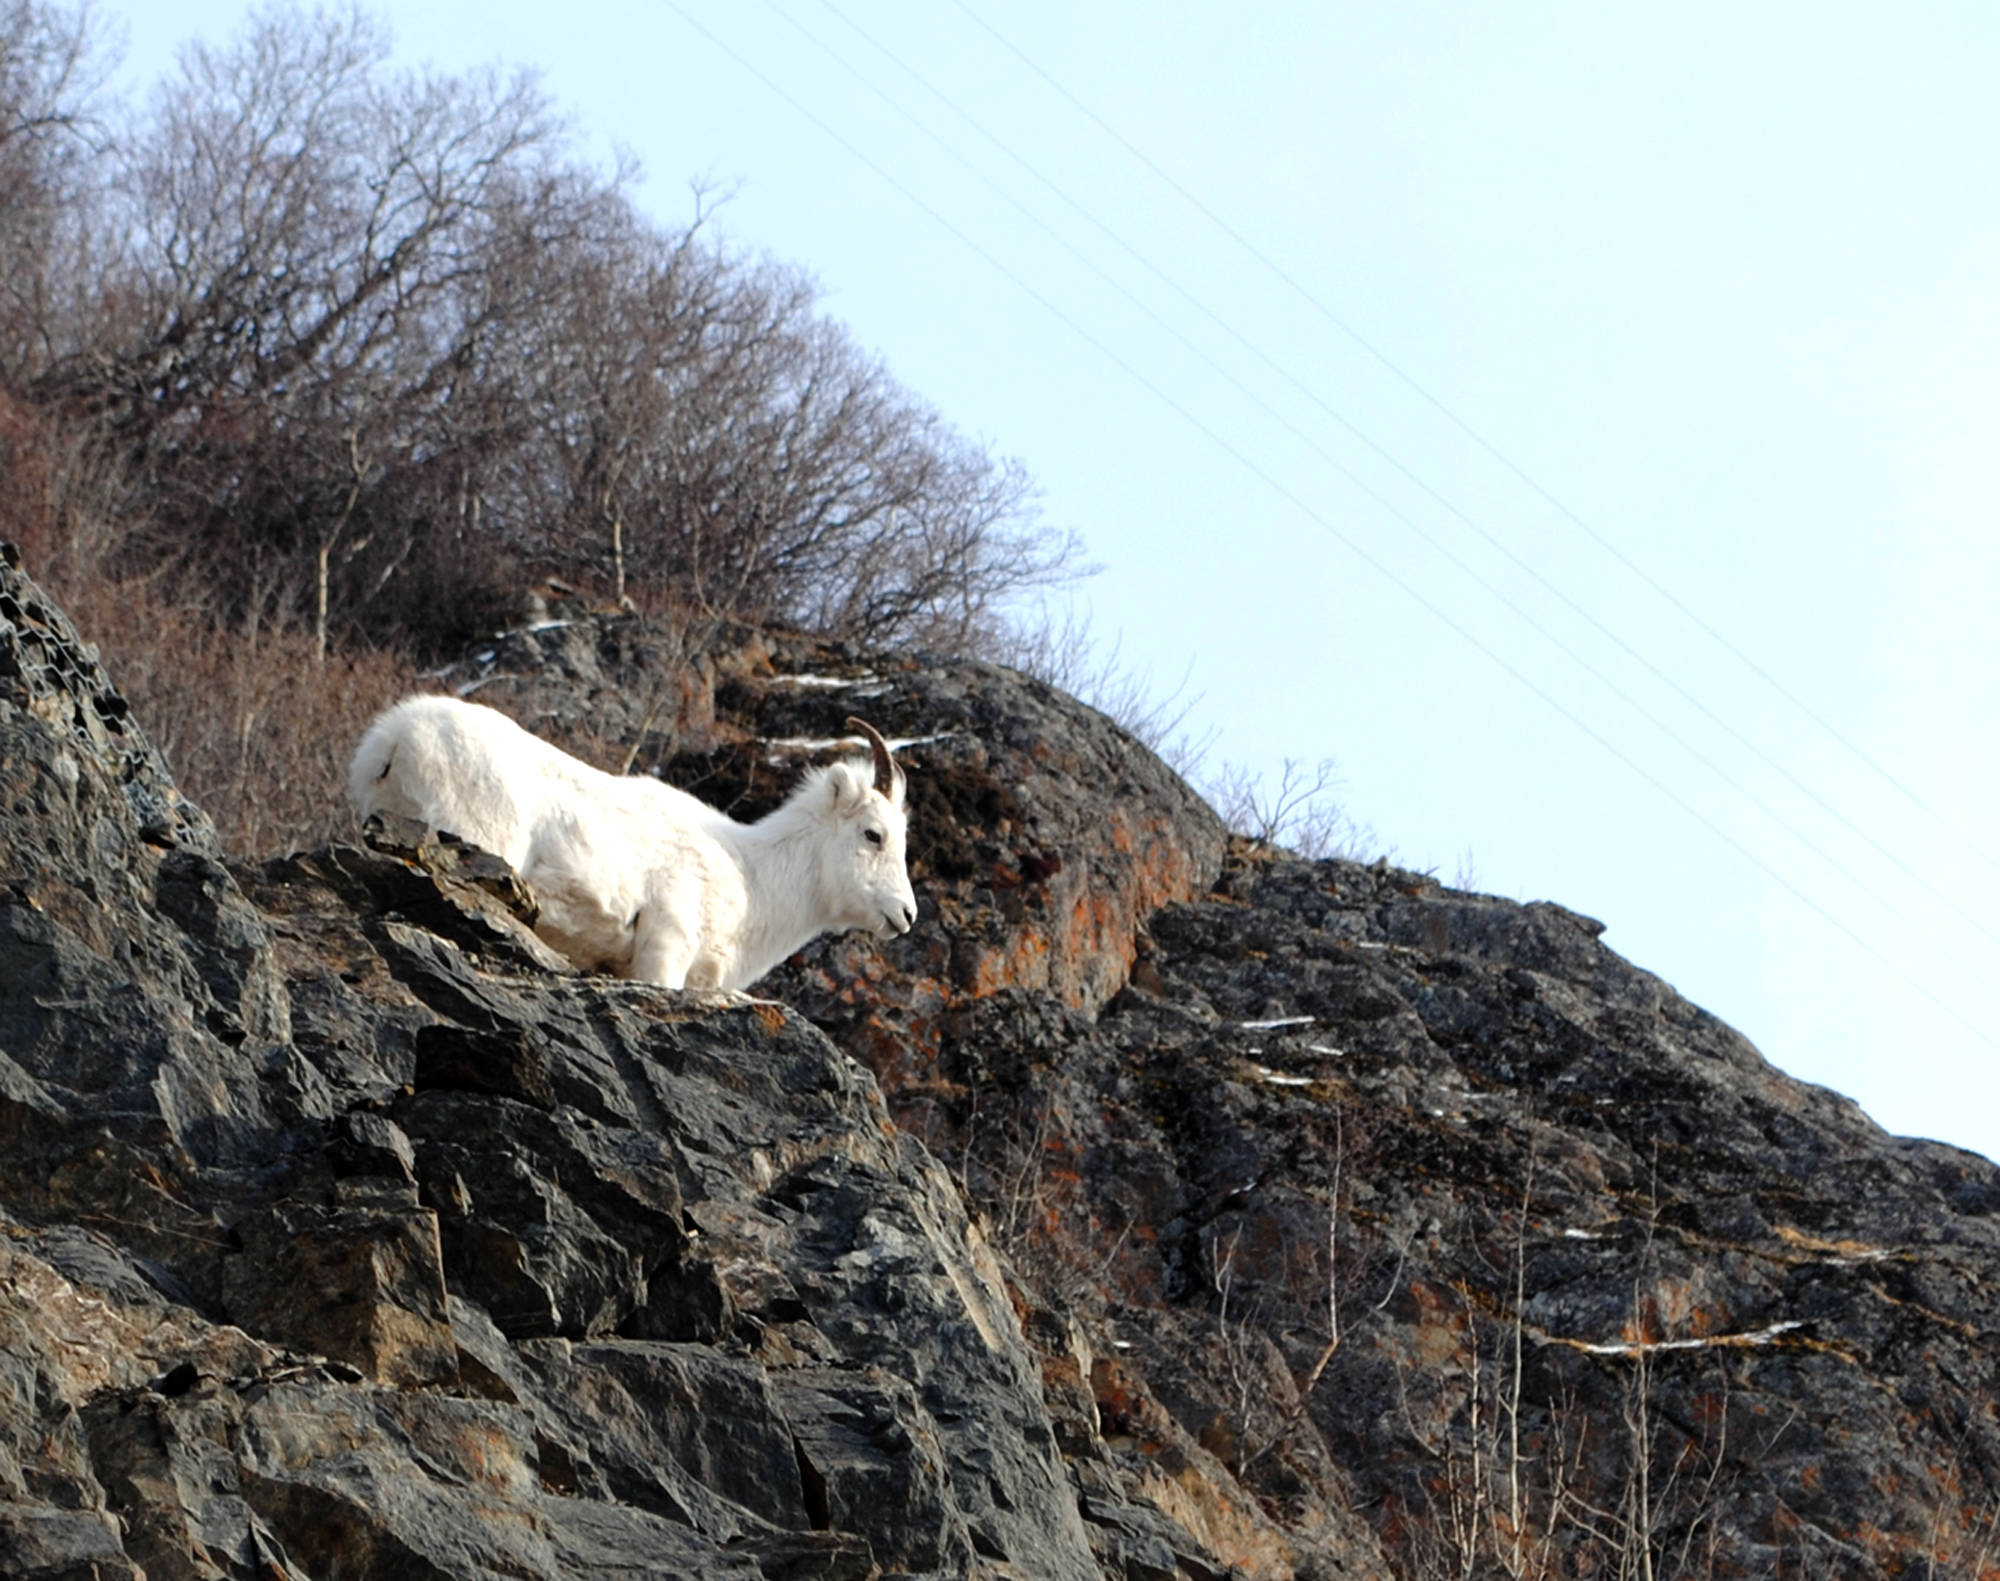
xmin=1389 ymin=1172 xmax=1788 ymax=1581
xmin=995 ymin=601 xmax=1213 ymax=778
xmin=19 ymin=558 xmax=417 ymax=855
xmin=505 ymin=197 xmax=1080 ymax=654
xmin=1 ymin=393 xmax=416 ymax=854
xmin=996 ymin=607 xmax=1380 ymax=860
xmin=82 ymin=584 xmax=419 ymax=855
xmin=0 ymin=389 xmax=140 ymax=581
xmin=1205 ymin=755 xmax=1376 ymax=860
xmin=9 ymin=3 xmax=1076 ymax=662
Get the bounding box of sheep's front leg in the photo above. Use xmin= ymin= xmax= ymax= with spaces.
xmin=682 ymin=952 xmax=736 ymax=992
xmin=628 ymin=910 xmax=698 ymax=991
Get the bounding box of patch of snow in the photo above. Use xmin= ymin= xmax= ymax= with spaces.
xmin=1571 ymin=1320 xmax=1805 ymax=1358
xmin=1563 ymin=1227 xmax=1603 ymax=1240
xmin=490 ymin=619 xmax=578 ymax=639
xmin=770 ymin=672 xmax=883 ymax=689
xmin=762 ymin=730 xmax=959 ymax=757
xmin=1239 ymin=1016 xmax=1316 ymax=1031
xmin=1307 ymin=1043 xmax=1348 ymax=1058
xmin=1253 ymin=1065 xmax=1313 ymax=1088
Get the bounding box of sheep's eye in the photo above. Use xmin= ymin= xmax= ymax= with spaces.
xmin=864 ymin=828 xmax=884 ymax=847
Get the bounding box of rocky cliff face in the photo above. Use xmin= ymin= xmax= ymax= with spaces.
xmin=2 ymin=548 xmax=1997 ymax=1580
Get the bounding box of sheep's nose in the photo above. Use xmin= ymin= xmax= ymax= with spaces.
xmin=895 ymin=903 xmax=916 ymax=933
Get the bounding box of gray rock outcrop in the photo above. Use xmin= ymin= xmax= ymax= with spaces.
xmin=0 ymin=545 xmax=1107 ymax=1579
xmin=4 ymin=545 xmax=1998 ymax=1581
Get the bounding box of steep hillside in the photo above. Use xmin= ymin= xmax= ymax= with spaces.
xmin=2 ymin=546 xmax=1997 ymax=1579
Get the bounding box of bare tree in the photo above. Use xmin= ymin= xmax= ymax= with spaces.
xmin=0 ymin=0 xmax=114 ymax=381
xmin=34 ymin=6 xmax=587 ymax=639
xmin=108 ymin=6 xmax=556 ymax=416
xmin=12 ymin=1 xmax=1082 ymax=673
xmin=493 ymin=181 xmax=1077 ymax=652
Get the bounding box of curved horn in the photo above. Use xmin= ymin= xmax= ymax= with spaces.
xmin=846 ymin=716 xmax=900 ymax=798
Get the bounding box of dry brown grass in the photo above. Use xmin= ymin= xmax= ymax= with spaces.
xmin=78 ymin=586 xmax=419 ymax=856
xmin=2 ymin=393 xmax=418 ymax=856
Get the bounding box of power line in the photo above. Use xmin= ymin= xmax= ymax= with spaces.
xmin=659 ymin=0 xmax=2000 ymax=1055
xmin=795 ymin=0 xmax=2000 ymax=957
xmin=947 ymin=0 xmax=2000 ymax=887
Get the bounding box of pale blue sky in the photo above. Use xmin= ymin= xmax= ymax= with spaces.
xmin=95 ymin=2 xmax=2000 ymax=1160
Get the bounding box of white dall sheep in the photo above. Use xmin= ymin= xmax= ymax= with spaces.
xmin=347 ymin=695 xmax=917 ymax=992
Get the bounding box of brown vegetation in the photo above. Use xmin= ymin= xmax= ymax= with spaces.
xmin=0 ymin=0 xmax=1082 ymax=851
xmin=0 ymin=391 xmax=419 ymax=853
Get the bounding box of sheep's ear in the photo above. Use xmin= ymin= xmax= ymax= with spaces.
xmin=825 ymin=761 xmax=868 ymax=812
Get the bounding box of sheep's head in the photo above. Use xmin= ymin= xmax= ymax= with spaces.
xmin=816 ymin=718 xmax=916 ymax=938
